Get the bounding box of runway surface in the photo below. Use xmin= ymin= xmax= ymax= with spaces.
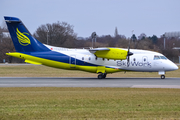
xmin=0 ymin=77 xmax=180 ymax=88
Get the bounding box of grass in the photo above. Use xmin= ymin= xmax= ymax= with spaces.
xmin=0 ymin=64 xmax=179 ymax=78
xmin=0 ymin=65 xmax=180 ymax=119
xmin=0 ymin=87 xmax=180 ymax=119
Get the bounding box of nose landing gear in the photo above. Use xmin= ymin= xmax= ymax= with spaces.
xmin=161 ymin=75 xmax=165 ymax=79
xmin=159 ymin=71 xmax=165 ymax=79
xmin=98 ymin=73 xmax=107 ymax=79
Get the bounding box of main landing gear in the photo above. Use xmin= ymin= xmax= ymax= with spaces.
xmin=98 ymin=73 xmax=107 ymax=79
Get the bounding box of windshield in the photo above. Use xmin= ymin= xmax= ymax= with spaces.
xmin=154 ymin=55 xmax=160 ymax=60
xmin=154 ymin=55 xmax=167 ymax=60
xmin=160 ymin=56 xmax=167 ymax=60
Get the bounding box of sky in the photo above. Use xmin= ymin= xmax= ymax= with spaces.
xmin=0 ymin=0 xmax=180 ymax=38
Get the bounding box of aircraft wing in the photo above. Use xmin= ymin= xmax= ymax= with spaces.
xmin=89 ymin=48 xmax=128 ymax=60
xmin=89 ymin=48 xmax=110 ymax=53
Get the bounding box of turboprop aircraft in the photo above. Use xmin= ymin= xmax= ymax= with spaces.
xmin=4 ymin=16 xmax=178 ymax=79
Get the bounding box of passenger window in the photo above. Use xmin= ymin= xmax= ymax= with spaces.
xmin=82 ymin=57 xmax=84 ymax=60
xmin=89 ymin=57 xmax=91 ymax=60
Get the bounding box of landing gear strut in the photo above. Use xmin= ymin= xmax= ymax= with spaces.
xmin=161 ymin=75 xmax=165 ymax=79
xmin=98 ymin=73 xmax=107 ymax=79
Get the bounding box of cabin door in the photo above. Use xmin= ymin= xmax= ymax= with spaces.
xmin=69 ymin=55 xmax=76 ymax=68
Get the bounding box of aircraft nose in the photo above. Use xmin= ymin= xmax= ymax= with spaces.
xmin=168 ymin=62 xmax=178 ymax=71
xmin=173 ymin=64 xmax=179 ymax=70
xmin=163 ymin=60 xmax=178 ymax=71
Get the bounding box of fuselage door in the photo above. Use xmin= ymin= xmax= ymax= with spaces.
xmin=70 ymin=55 xmax=76 ymax=68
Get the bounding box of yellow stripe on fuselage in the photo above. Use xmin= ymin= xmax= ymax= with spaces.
xmin=6 ymin=52 xmax=123 ymax=74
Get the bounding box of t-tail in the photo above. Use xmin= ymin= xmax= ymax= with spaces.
xmin=4 ymin=16 xmax=50 ymax=52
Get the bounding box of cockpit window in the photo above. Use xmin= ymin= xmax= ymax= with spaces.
xmin=160 ymin=56 xmax=167 ymax=60
xmin=154 ymin=55 xmax=160 ymax=60
xmin=154 ymin=55 xmax=167 ymax=60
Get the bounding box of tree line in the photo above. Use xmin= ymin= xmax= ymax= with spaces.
xmin=0 ymin=21 xmax=180 ymax=63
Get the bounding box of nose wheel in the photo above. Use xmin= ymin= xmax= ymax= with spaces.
xmin=159 ymin=71 xmax=165 ymax=79
xmin=161 ymin=75 xmax=165 ymax=79
xmin=98 ymin=73 xmax=107 ymax=79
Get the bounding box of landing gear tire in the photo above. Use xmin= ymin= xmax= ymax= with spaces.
xmin=161 ymin=75 xmax=165 ymax=79
xmin=98 ymin=74 xmax=103 ymax=79
xmin=102 ymin=73 xmax=107 ymax=78
xmin=98 ymin=73 xmax=107 ymax=79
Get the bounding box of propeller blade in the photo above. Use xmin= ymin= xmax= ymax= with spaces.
xmin=126 ymin=39 xmax=133 ymax=67
xmin=127 ymin=51 xmax=129 ymax=67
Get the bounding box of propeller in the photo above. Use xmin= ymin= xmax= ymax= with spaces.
xmin=127 ymin=39 xmax=133 ymax=67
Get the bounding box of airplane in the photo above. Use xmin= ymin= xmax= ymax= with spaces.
xmin=4 ymin=16 xmax=178 ymax=79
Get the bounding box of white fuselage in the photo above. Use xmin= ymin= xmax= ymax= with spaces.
xmin=45 ymin=45 xmax=178 ymax=73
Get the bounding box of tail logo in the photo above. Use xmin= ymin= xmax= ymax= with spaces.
xmin=16 ymin=28 xmax=31 ymax=46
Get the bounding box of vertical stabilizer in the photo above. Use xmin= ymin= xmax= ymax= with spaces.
xmin=4 ymin=16 xmax=50 ymax=52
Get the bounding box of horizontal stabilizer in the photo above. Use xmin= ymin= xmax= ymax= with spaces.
xmin=5 ymin=17 xmax=21 ymax=23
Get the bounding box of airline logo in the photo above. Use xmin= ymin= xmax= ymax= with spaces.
xmin=16 ymin=28 xmax=31 ymax=46
xmin=117 ymin=61 xmax=151 ymax=67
